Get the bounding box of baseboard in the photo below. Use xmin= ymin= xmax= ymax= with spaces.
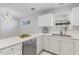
xmin=37 ymin=49 xmax=44 ymax=55
xmin=38 ymin=49 xmax=58 ymax=55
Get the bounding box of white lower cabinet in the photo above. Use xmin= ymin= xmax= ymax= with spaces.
xmin=43 ymin=35 xmax=59 ymax=54
xmin=43 ymin=35 xmax=74 ymax=55
xmin=0 ymin=43 xmax=22 ymax=55
xmin=37 ymin=36 xmax=43 ymax=54
xmin=49 ymin=37 xmax=59 ymax=54
xmin=74 ymin=40 xmax=79 ymax=55
xmin=43 ymin=35 xmax=50 ymax=51
xmin=60 ymin=39 xmax=73 ymax=55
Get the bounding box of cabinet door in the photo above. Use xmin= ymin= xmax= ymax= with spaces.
xmin=49 ymin=37 xmax=60 ymax=54
xmin=72 ymin=7 xmax=79 ymax=26
xmin=43 ymin=35 xmax=50 ymax=51
xmin=74 ymin=40 xmax=79 ymax=55
xmin=38 ymin=13 xmax=53 ymax=27
xmin=60 ymin=39 xmax=73 ymax=55
xmin=37 ymin=36 xmax=43 ymax=54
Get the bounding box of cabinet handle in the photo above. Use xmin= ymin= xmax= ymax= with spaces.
xmin=10 ymin=48 xmax=14 ymax=50
xmin=3 ymin=48 xmax=14 ymax=52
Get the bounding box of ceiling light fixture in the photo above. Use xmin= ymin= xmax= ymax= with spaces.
xmin=59 ymin=3 xmax=64 ymax=5
xmin=58 ymin=3 xmax=65 ymax=6
xmin=4 ymin=11 xmax=12 ymax=20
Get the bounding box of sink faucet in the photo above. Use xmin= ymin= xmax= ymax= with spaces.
xmin=60 ymin=29 xmax=63 ymax=36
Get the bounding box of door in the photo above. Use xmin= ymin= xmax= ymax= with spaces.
xmin=60 ymin=39 xmax=73 ymax=55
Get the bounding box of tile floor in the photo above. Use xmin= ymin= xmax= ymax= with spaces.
xmin=40 ymin=51 xmax=52 ymax=55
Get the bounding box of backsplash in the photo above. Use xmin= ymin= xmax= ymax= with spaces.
xmin=68 ymin=26 xmax=79 ymax=38
xmin=38 ymin=27 xmax=53 ymax=33
xmin=38 ymin=26 xmax=60 ymax=34
xmin=39 ymin=25 xmax=79 ymax=38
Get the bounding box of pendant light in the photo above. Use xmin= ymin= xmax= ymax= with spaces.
xmin=4 ymin=11 xmax=12 ymax=20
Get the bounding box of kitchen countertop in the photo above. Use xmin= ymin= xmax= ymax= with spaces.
xmin=0 ymin=33 xmax=43 ymax=49
xmin=0 ymin=33 xmax=79 ymax=49
xmin=44 ymin=33 xmax=79 ymax=40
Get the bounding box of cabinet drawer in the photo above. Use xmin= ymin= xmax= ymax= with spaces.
xmin=4 ymin=48 xmax=22 ymax=55
xmin=0 ymin=43 xmax=22 ymax=55
xmin=2 ymin=47 xmax=22 ymax=55
xmin=2 ymin=43 xmax=22 ymax=51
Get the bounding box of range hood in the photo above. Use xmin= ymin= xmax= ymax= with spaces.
xmin=55 ymin=20 xmax=70 ymax=25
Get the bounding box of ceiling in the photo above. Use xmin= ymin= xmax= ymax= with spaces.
xmin=0 ymin=3 xmax=71 ymax=19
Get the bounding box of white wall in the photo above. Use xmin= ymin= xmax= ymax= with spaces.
xmin=0 ymin=13 xmax=39 ymax=39
xmin=0 ymin=16 xmax=19 ymax=39
xmin=20 ymin=14 xmax=39 ymax=34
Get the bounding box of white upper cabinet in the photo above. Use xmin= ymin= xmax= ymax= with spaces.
xmin=71 ymin=7 xmax=79 ymax=26
xmin=38 ymin=13 xmax=54 ymax=27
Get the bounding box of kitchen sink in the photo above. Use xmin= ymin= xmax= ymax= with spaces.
xmin=52 ymin=34 xmax=71 ymax=37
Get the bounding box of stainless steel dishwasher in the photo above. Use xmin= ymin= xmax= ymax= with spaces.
xmin=22 ymin=38 xmax=36 ymax=55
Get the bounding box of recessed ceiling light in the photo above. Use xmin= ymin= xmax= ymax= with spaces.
xmin=30 ymin=8 xmax=35 ymax=11
xmin=58 ymin=3 xmax=64 ymax=6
